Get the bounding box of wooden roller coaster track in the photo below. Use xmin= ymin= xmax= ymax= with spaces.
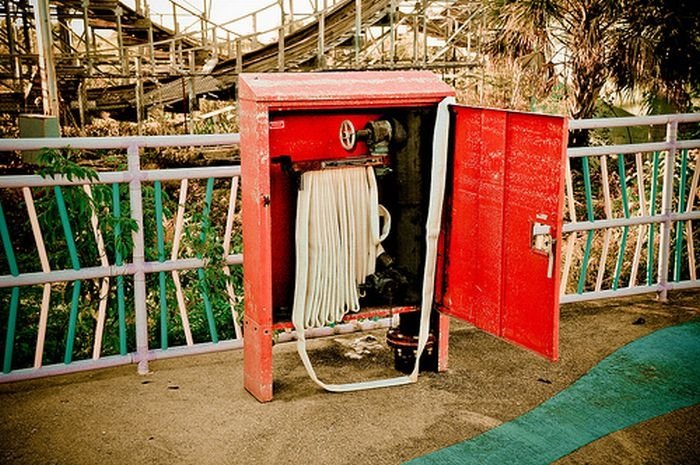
xmin=0 ymin=0 xmax=483 ymax=121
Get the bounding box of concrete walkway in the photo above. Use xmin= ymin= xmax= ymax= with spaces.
xmin=1 ymin=292 xmax=698 ymax=465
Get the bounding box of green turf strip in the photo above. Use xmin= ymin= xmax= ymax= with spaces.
xmin=407 ymin=320 xmax=700 ymax=465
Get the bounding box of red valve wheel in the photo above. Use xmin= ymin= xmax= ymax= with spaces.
xmin=339 ymin=119 xmax=357 ymax=151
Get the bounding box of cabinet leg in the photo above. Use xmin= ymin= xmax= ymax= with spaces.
xmin=243 ymin=317 xmax=273 ymax=402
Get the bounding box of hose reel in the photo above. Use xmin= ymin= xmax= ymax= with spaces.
xmin=292 ymin=98 xmax=454 ymax=392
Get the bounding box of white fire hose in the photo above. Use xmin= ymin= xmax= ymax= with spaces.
xmin=292 ymin=97 xmax=455 ymax=392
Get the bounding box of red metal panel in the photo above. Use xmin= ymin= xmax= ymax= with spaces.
xmin=269 ymin=112 xmax=382 ymax=161
xmin=439 ymin=106 xmax=567 ymax=360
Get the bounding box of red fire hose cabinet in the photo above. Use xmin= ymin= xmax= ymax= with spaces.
xmin=239 ymin=71 xmax=568 ymax=402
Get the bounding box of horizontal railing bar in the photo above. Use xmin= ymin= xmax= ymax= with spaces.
xmin=0 ymin=133 xmax=240 ymax=151
xmin=561 ymin=285 xmax=660 ymax=303
xmin=568 ymin=141 xmax=673 ymax=158
xmin=144 ymin=255 xmax=243 ymax=273
xmin=665 ymin=280 xmax=700 ymax=291
xmin=569 ymin=113 xmax=700 ymax=130
xmin=567 ymin=139 xmax=700 ymax=158
xmin=561 ymin=279 xmax=699 ymax=304
xmin=563 ymin=211 xmax=700 ymax=233
xmin=0 ymin=167 xmax=240 ymax=188
xmin=0 ymin=354 xmax=134 ymax=383
xmin=0 ymin=172 xmax=133 ymax=188
xmin=135 ymin=339 xmax=243 ymax=362
xmin=677 ymin=139 xmax=700 ymax=150
xmin=0 ymin=254 xmax=243 ymax=288
xmin=142 ymin=166 xmax=240 ymax=181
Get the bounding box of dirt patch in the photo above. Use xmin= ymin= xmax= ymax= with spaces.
xmin=1 ymin=291 xmax=698 ymax=465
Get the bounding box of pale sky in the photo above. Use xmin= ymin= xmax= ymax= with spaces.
xmin=140 ymin=0 xmax=322 ymax=37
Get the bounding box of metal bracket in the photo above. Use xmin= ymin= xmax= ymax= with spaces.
xmin=532 ymin=222 xmax=555 ymax=278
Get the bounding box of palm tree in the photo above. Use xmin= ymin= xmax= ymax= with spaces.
xmin=486 ymin=0 xmax=699 ymax=142
xmin=609 ymin=0 xmax=700 ymax=111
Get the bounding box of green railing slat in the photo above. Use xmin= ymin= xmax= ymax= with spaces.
xmin=673 ymin=149 xmax=689 ymax=282
xmin=577 ymin=232 xmax=595 ymax=294
xmin=0 ymin=201 xmax=19 ymax=276
xmin=54 ymin=186 xmax=82 ymax=364
xmin=197 ymin=178 xmax=218 ymax=343
xmin=64 ymin=281 xmax=82 ymax=364
xmin=112 ymin=183 xmax=127 ymax=355
xmin=577 ymin=157 xmax=595 ymax=294
xmin=3 ymin=288 xmax=19 ymax=373
xmin=154 ymin=181 xmax=168 ymax=350
xmin=54 ymin=186 xmax=80 ymax=270
xmin=582 ymin=157 xmax=595 ymax=222
xmin=647 ymin=152 xmax=660 ymax=285
xmin=0 ymin=201 xmax=20 ymax=373
xmin=613 ymin=154 xmax=630 ymax=290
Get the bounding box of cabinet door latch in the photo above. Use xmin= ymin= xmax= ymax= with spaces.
xmin=532 ymin=222 xmax=555 ymax=278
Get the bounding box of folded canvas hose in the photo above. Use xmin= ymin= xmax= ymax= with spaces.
xmin=292 ymin=97 xmax=455 ymax=392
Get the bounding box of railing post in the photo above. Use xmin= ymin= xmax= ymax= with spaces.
xmin=278 ymin=0 xmax=286 ymax=72
xmin=31 ymin=0 xmax=60 ymax=119
xmin=355 ymin=0 xmax=362 ymax=65
xmin=236 ymin=39 xmax=243 ymax=75
xmin=317 ymin=0 xmax=326 ymax=69
xmin=657 ymin=119 xmax=678 ymax=301
xmin=389 ymin=0 xmax=395 ymax=68
xmin=115 ymin=5 xmax=129 ymax=79
xmin=422 ymin=0 xmax=428 ymax=66
xmin=128 ymin=143 xmax=149 ymax=374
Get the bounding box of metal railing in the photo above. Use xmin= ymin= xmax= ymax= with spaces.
xmin=561 ymin=113 xmax=700 ymax=303
xmin=0 ymin=134 xmax=242 ymax=382
xmin=0 ymin=113 xmax=698 ymax=383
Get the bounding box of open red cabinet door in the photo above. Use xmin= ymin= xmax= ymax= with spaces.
xmin=437 ymin=106 xmax=568 ymax=360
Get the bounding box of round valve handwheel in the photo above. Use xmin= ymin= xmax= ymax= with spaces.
xmin=339 ymin=119 xmax=357 ymax=151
